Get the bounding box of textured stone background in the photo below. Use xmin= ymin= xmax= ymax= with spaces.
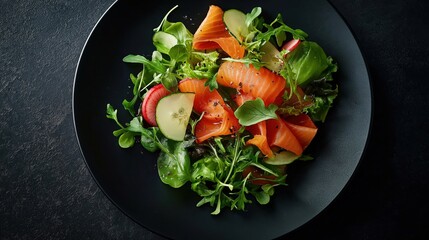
xmin=1 ymin=0 xmax=428 ymax=239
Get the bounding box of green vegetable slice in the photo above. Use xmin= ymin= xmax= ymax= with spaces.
xmin=223 ymin=9 xmax=249 ymax=42
xmin=155 ymin=92 xmax=195 ymax=141
xmin=264 ymin=151 xmax=300 ymax=165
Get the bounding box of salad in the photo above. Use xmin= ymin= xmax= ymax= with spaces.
xmin=106 ymin=5 xmax=338 ymax=215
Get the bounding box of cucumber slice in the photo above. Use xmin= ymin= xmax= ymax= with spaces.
xmin=223 ymin=9 xmax=249 ymax=42
xmin=260 ymin=41 xmax=283 ymax=73
xmin=264 ymin=151 xmax=300 ymax=165
xmin=156 ymin=92 xmax=195 ymax=141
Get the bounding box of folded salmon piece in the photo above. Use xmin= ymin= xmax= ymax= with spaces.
xmin=192 ymin=5 xmax=245 ymax=59
xmin=178 ymin=78 xmax=240 ymax=143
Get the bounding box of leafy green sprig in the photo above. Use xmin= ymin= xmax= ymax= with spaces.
xmin=190 ymin=130 xmax=286 ymax=214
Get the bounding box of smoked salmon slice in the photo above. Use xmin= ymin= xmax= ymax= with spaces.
xmin=194 ymin=107 xmax=240 ymax=143
xmin=284 ymin=114 xmax=318 ymax=149
xmin=232 ymin=93 xmax=274 ymax=157
xmin=178 ymin=78 xmax=225 ymax=121
xmin=193 ymin=5 xmax=245 ymax=59
xmin=178 ymin=78 xmax=240 ymax=143
xmin=246 ymin=135 xmax=274 ymax=158
xmin=232 ymin=91 xmax=254 ymax=106
xmin=284 ymin=114 xmax=317 ymax=129
xmin=284 ymin=121 xmax=317 ymax=149
xmin=266 ymin=116 xmax=303 ymax=156
xmin=216 ymin=62 xmax=286 ymax=105
xmin=245 ymin=121 xmax=274 ymax=158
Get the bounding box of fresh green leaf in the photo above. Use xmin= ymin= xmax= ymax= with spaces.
xmin=113 ymin=128 xmax=126 ymax=137
xmin=139 ymin=127 xmax=161 ymax=152
xmin=169 ymin=44 xmax=189 ymax=62
xmin=252 ymin=190 xmax=270 ymax=205
xmin=256 ymin=14 xmax=308 ymax=43
xmin=118 ymin=132 xmax=136 ymax=148
xmin=191 ymin=156 xmax=225 ymax=183
xmin=122 ymin=54 xmax=167 ymax=74
xmin=122 ymin=95 xmax=138 ymax=117
xmin=231 ymin=185 xmax=251 ymax=211
xmin=106 ymin=104 xmax=124 ymax=129
xmin=261 ymin=184 xmax=275 ymax=196
xmin=126 ymin=117 xmax=145 ymax=133
xmin=282 ymin=41 xmax=331 ymax=86
xmin=305 ymin=94 xmax=337 ymax=122
xmin=204 ymin=73 xmax=218 ymax=91
xmin=153 ymin=5 xmax=179 ymax=32
xmin=157 ymin=139 xmax=191 ymax=188
xmin=140 ymin=133 xmax=158 ymax=152
xmin=152 ymin=51 xmax=163 ymax=62
xmin=153 ymin=31 xmax=178 ymax=54
xmin=163 ymin=22 xmax=194 ymax=46
xmin=177 ymin=51 xmax=219 ymax=80
xmin=234 ymin=98 xmax=278 ymax=126
xmin=214 ymin=137 xmax=226 ymax=154
xmin=129 ymin=73 xmax=138 ymax=85
xmin=304 ymin=79 xmax=338 ymax=122
xmin=106 ymin=104 xmax=118 ymax=120
xmin=245 ymin=7 xmax=262 ymax=29
xmin=161 ymin=71 xmax=178 ymax=92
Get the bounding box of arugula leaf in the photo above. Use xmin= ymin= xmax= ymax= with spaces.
xmin=106 ymin=104 xmax=124 ymax=129
xmin=122 ymin=54 xmax=165 ymax=71
xmin=177 ymin=51 xmax=220 ymax=80
xmin=231 ymin=179 xmax=252 ymax=211
xmin=106 ymin=106 xmax=141 ymax=148
xmin=153 ymin=5 xmax=179 ymax=32
xmin=256 ymin=13 xmax=308 ymax=44
xmin=204 ymin=73 xmax=218 ymax=91
xmin=122 ymin=54 xmax=168 ymax=91
xmin=303 ymin=74 xmax=338 ymax=122
xmin=305 ymin=93 xmax=337 ymax=122
xmin=234 ymin=98 xmax=278 ymax=126
xmin=122 ymin=96 xmax=139 ymax=117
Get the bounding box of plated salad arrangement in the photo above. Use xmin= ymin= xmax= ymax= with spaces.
xmin=106 ymin=5 xmax=338 ymax=215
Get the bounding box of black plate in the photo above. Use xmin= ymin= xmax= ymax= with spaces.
xmin=73 ymin=0 xmax=372 ymax=239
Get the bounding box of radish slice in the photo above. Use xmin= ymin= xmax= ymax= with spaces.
xmin=141 ymin=84 xmax=170 ymax=126
xmin=282 ymin=39 xmax=301 ymax=55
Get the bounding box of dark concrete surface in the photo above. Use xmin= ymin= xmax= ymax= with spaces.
xmin=1 ymin=0 xmax=428 ymax=239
